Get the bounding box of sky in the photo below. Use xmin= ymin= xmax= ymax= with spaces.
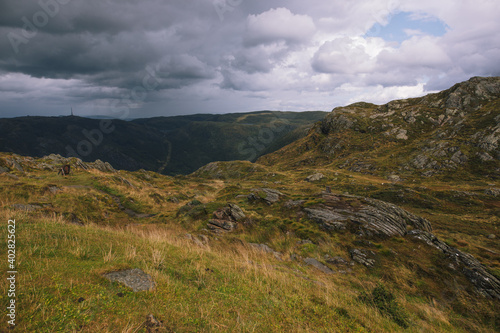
xmin=0 ymin=0 xmax=499 ymax=118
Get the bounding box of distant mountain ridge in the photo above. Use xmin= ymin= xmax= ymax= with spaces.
xmin=258 ymin=76 xmax=500 ymax=181
xmin=0 ymin=111 xmax=326 ymax=175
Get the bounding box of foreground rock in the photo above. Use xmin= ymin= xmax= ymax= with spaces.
xmin=302 ymin=191 xmax=500 ymax=300
xmin=408 ymin=230 xmax=500 ymax=300
xmin=103 ymin=268 xmax=155 ymax=292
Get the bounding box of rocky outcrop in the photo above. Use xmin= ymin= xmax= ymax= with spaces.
xmin=303 ymin=258 xmax=335 ymax=274
xmin=185 ymin=234 xmax=209 ymax=247
xmin=305 ymin=193 xmax=432 ymax=238
xmin=248 ymin=188 xmax=285 ymax=205
xmin=349 ymin=249 xmax=377 ymax=268
xmin=301 ymin=192 xmax=500 ymax=297
xmin=227 ymin=203 xmax=246 ymax=221
xmin=207 ymin=203 xmax=245 ymax=232
xmin=408 ymin=230 xmax=500 ymax=300
xmin=305 ymin=173 xmax=325 ymax=182
xmin=303 ymin=208 xmax=348 ymax=231
xmin=0 ymin=153 xmax=119 ymax=174
xmin=422 ymin=76 xmax=500 ymax=111
xmin=207 ymin=219 xmax=236 ymax=232
xmin=91 ymin=159 xmax=116 ymax=173
xmin=320 ymin=114 xmax=354 ymax=135
xmin=249 ymin=243 xmax=282 ymax=260
xmin=11 ymin=203 xmax=43 ymax=211
xmin=5 ymin=159 xmax=24 ymax=172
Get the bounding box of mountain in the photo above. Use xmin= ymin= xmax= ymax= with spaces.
xmin=0 ymin=77 xmax=498 ymax=332
xmin=132 ymin=111 xmax=327 ymax=174
xmin=258 ymin=76 xmax=500 ymax=181
xmin=0 ymin=111 xmax=327 ymax=175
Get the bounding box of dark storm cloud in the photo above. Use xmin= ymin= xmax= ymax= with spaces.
xmin=0 ymin=0 xmax=499 ymax=117
xmin=0 ymin=0 xmax=224 ymax=96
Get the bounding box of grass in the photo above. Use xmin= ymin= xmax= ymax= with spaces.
xmin=2 ymin=214 xmax=371 ymax=332
xmin=0 ymin=152 xmax=499 ymax=332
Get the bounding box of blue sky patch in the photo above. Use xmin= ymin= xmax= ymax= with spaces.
xmin=365 ymin=11 xmax=448 ymax=42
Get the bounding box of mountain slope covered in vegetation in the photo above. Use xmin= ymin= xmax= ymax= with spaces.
xmin=0 ymin=111 xmax=327 ymax=175
xmin=0 ymin=77 xmax=498 ymax=332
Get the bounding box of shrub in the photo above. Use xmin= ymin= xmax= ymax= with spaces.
xmin=359 ymin=283 xmax=410 ymax=328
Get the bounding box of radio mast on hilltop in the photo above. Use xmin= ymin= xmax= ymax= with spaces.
xmin=71 ymin=107 xmax=74 ymax=116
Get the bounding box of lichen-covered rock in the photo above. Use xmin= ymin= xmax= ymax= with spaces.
xmin=212 ymin=204 xmax=245 ymax=222
xmin=103 ymin=268 xmax=155 ymax=292
xmin=412 ymin=154 xmax=430 ymax=169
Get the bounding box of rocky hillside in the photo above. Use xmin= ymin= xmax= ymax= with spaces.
xmin=258 ymin=77 xmax=500 ymax=181
xmin=1 ymin=77 xmax=499 ymax=332
xmin=1 ymin=149 xmax=498 ymax=331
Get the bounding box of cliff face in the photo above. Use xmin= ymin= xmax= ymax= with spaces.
xmin=258 ymin=76 xmax=500 ymax=180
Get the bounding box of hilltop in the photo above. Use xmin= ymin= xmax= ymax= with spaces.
xmin=258 ymin=76 xmax=500 ymax=182
xmin=0 ymin=77 xmax=499 ymax=332
xmin=0 ymin=111 xmax=326 ymax=175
